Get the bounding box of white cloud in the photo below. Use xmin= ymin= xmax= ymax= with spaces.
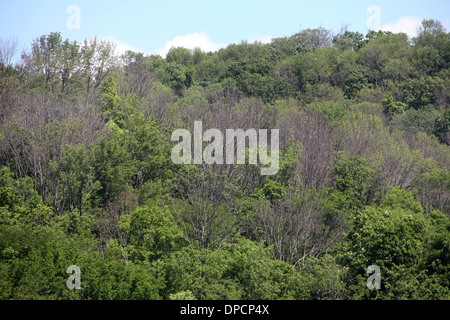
xmin=101 ymin=37 xmax=145 ymax=56
xmin=381 ymin=16 xmax=422 ymax=38
xmin=157 ymin=32 xmax=225 ymax=57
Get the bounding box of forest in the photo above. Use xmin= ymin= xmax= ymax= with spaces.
xmin=0 ymin=19 xmax=449 ymax=300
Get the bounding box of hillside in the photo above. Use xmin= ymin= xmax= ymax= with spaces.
xmin=0 ymin=19 xmax=449 ymax=300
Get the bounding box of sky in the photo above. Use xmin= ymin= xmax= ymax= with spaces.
xmin=0 ymin=0 xmax=449 ymax=61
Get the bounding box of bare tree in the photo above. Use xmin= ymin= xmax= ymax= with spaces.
xmin=0 ymin=37 xmax=18 ymax=71
xmin=0 ymin=92 xmax=105 ymax=213
xmin=291 ymin=27 xmax=333 ymax=51
xmin=173 ymin=165 xmax=240 ymax=251
xmin=0 ymin=37 xmax=21 ymax=128
xmin=251 ymin=188 xmax=341 ymax=267
xmin=80 ymin=37 xmax=119 ymax=106
xmin=97 ymin=190 xmax=138 ymax=265
xmin=278 ymin=108 xmax=334 ymax=191
xmin=143 ymin=82 xmax=176 ymax=127
xmin=119 ymin=51 xmax=156 ymax=100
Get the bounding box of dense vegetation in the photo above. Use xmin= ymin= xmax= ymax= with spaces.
xmin=0 ymin=19 xmax=449 ymax=300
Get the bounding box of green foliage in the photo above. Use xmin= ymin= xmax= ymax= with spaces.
xmin=382 ymin=93 xmax=406 ymax=117
xmin=380 ymin=187 xmax=424 ymax=214
xmin=402 ymin=76 xmax=445 ymax=109
xmin=295 ymin=254 xmax=347 ymax=300
xmin=123 ymin=112 xmax=173 ymax=189
xmin=413 ymin=19 xmax=450 ymax=73
xmin=331 ymin=154 xmax=377 ymax=212
xmin=434 ymin=109 xmax=450 ymax=144
xmin=306 ymin=100 xmax=350 ymax=127
xmin=0 ymin=167 xmax=53 ymax=225
xmin=344 ymin=66 xmax=368 ymax=99
xmin=157 ymin=61 xmax=196 ymax=95
xmin=416 ymin=167 xmax=450 ymax=215
xmin=54 ymin=144 xmax=100 ymax=215
xmin=359 ymin=31 xmax=412 ymax=86
xmin=389 ymin=108 xmax=439 ymax=135
xmin=1 ymin=21 xmax=449 ymax=300
xmin=92 ymin=131 xmax=135 ymax=205
xmin=341 ymin=187 xmax=450 ymax=299
xmin=162 ymin=236 xmax=302 ymax=300
xmin=169 ymin=290 xmax=197 ymax=300
xmin=166 ymin=47 xmax=194 ymax=66
xmin=251 ymin=180 xmax=285 ymax=202
xmin=0 ymin=218 xmax=166 ymax=300
xmin=333 ymin=31 xmax=365 ymax=52
xmin=118 ymin=205 xmax=185 ymax=262
xmin=100 ymin=75 xmax=124 ymax=127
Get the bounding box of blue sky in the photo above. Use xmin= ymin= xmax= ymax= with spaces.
xmin=1 ymin=0 xmax=449 ymax=60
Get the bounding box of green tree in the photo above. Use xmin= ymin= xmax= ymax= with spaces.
xmin=166 ymin=47 xmax=194 ymax=66
xmin=100 ymin=74 xmax=124 ymax=127
xmin=389 ymin=108 xmax=439 ymax=136
xmin=294 ymin=254 xmax=347 ymax=300
xmin=290 ymin=28 xmax=333 ymax=51
xmin=402 ymin=76 xmax=444 ymax=109
xmin=434 ymin=109 xmax=450 ymax=145
xmin=382 ymin=93 xmax=406 ymax=117
xmin=274 ymin=54 xmax=309 ymax=97
xmin=118 ymin=205 xmax=185 ymax=262
xmin=342 ymin=187 xmax=450 ymax=299
xmin=162 ymin=236 xmax=302 ymax=300
xmin=413 ymin=19 xmax=450 ymax=73
xmin=160 ymin=62 xmax=196 ymax=95
xmin=344 ymin=66 xmax=368 ymax=99
xmin=92 ymin=130 xmax=135 ymax=205
xmin=359 ymin=32 xmax=412 ymax=86
xmin=331 ymin=154 xmax=377 ymax=211
xmin=333 ymin=31 xmax=365 ymax=52
xmin=21 ymin=32 xmax=73 ymax=94
xmin=0 ymin=167 xmax=53 ymax=225
xmin=54 ymin=145 xmax=100 ymax=215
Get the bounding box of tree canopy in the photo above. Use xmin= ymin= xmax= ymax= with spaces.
xmin=0 ymin=19 xmax=449 ymax=300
